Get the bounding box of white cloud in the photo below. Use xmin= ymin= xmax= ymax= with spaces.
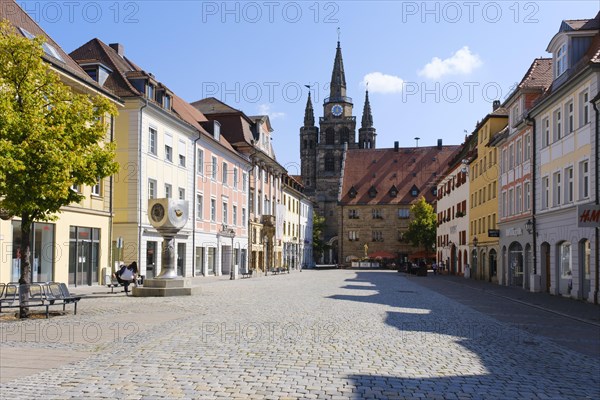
xmin=361 ymin=72 xmax=405 ymax=94
xmin=257 ymin=104 xmax=285 ymax=120
xmin=418 ymin=46 xmax=483 ymax=80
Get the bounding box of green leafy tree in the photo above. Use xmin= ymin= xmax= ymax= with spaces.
xmin=404 ymin=197 xmax=437 ymax=252
xmin=312 ymin=212 xmax=330 ymax=262
xmin=0 ymin=21 xmax=118 ymax=317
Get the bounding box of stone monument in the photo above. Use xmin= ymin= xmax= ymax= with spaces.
xmin=133 ymin=199 xmax=198 ymax=297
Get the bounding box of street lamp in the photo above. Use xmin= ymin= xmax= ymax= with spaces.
xmin=473 ymin=237 xmax=478 ymax=248
xmin=525 ymin=219 xmax=534 ymax=234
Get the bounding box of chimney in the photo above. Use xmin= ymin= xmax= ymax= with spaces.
xmin=437 ymin=139 xmax=442 ymax=149
xmin=109 ymin=43 xmax=124 ymax=57
xmin=492 ymin=100 xmax=501 ymax=111
xmin=394 ymin=141 xmax=399 ymax=152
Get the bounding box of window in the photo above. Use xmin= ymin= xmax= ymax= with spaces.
xmin=232 ymin=205 xmax=237 ymax=226
xmin=553 ymin=171 xmax=561 ymax=207
xmin=196 ymin=194 xmax=203 ymax=220
xmin=348 ymin=209 xmax=359 ymax=219
xmin=147 ymin=84 xmax=155 ymax=100
xmin=565 ymin=167 xmax=573 ymax=203
xmin=553 ymin=109 xmax=562 ymax=142
xmin=508 ymin=188 xmax=514 ymax=216
xmin=502 ymin=149 xmax=507 ymax=173
xmin=516 ymin=185 xmax=522 ymax=214
xmin=148 ymin=179 xmax=157 ymax=199
xmin=524 ymin=134 xmax=531 ymax=161
xmin=325 ymin=128 xmax=335 ymax=145
xmin=242 ymin=208 xmax=246 ymax=227
xmin=508 ymin=144 xmax=514 ymax=170
xmin=222 ymin=162 xmax=228 ymax=185
xmin=71 ymin=184 xmax=80 ymax=193
xmin=580 ymin=160 xmax=589 ymax=199
xmin=502 ymin=191 xmax=507 ymax=218
xmin=325 ymin=154 xmax=335 ymax=172
xmin=372 ymin=209 xmax=382 ymax=219
xmin=371 ymin=231 xmax=383 ymax=242
xmin=524 ymin=182 xmax=530 ymax=211
xmin=398 ymin=209 xmax=410 ymax=219
xmin=165 ymin=184 xmax=172 ymax=199
xmin=211 ymin=156 xmax=218 ymax=180
xmin=149 ymin=127 xmax=157 ymax=155
xmin=579 ymin=90 xmax=589 ymax=127
xmin=348 ymin=231 xmax=359 ymax=241
xmin=165 ymin=134 xmax=173 ymax=162
xmin=560 ymin=242 xmax=571 ymax=278
xmin=516 ymin=140 xmax=522 ymax=166
xmin=556 ymin=43 xmax=567 ymax=77
xmin=91 ymin=179 xmax=101 ymax=196
xmin=542 ymin=117 xmax=550 ymax=147
xmin=242 ymin=172 xmax=247 ymax=191
xmin=178 ymin=140 xmax=186 ymax=167
xmin=566 ymin=101 xmax=574 ymax=134
xmin=222 ymin=202 xmax=228 ymax=224
xmin=233 ymin=169 xmax=238 ymax=189
xmin=197 ymin=149 xmax=204 ymax=174
xmin=542 ymin=177 xmax=549 ymax=209
xmin=210 ymin=199 xmax=216 ymax=222
xmin=179 ymin=187 xmax=185 ymax=200
xmin=164 ymin=95 xmax=171 ymax=110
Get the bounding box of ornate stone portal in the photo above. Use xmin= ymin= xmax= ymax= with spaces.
xmin=133 ymin=199 xmax=198 ymax=297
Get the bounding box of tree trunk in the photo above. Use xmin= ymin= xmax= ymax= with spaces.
xmin=18 ymin=214 xmax=32 ymax=319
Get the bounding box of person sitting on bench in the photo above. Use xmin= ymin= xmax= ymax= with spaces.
xmin=114 ymin=262 xmax=138 ymax=294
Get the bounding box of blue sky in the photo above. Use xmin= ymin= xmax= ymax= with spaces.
xmin=22 ymin=0 xmax=599 ymax=173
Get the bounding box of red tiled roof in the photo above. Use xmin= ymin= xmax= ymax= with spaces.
xmin=563 ymin=12 xmax=600 ymax=31
xmin=0 ymin=0 xmax=115 ymax=97
xmin=340 ymin=146 xmax=461 ymax=206
xmin=192 ymin=98 xmax=257 ymax=146
xmin=518 ymin=58 xmax=553 ymax=90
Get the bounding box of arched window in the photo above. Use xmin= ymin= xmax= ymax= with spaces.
xmin=325 ymin=153 xmax=335 ymax=171
xmin=340 ymin=127 xmax=350 ymax=145
xmin=325 ymin=128 xmax=335 ymax=145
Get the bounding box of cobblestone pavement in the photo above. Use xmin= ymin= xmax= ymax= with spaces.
xmin=1 ymin=270 xmax=599 ymax=399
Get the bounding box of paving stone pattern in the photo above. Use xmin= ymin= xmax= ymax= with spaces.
xmin=1 ymin=270 xmax=599 ymax=399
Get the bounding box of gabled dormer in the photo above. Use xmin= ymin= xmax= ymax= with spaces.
xmin=547 ymin=14 xmax=599 ymax=82
xmin=368 ymin=185 xmax=377 ymax=198
xmin=389 ymin=185 xmax=398 ymax=198
xmin=79 ymin=62 xmax=112 ymax=86
xmin=348 ymin=185 xmax=358 ymax=198
xmin=409 ymin=184 xmax=420 ymax=197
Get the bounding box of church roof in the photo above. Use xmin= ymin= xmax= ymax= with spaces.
xmin=340 ymin=145 xmax=461 ymax=206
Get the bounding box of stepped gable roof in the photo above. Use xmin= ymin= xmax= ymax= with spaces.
xmin=340 ymin=145 xmax=461 ymax=206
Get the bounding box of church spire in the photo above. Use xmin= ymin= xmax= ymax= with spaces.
xmin=304 ymin=91 xmax=315 ymax=127
xmin=361 ymin=90 xmax=373 ymax=128
xmin=329 ymin=40 xmax=347 ymax=101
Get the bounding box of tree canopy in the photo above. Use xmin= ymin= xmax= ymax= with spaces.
xmin=404 ymin=197 xmax=437 ymax=251
xmin=0 ymin=20 xmax=119 ymax=305
xmin=312 ymin=212 xmax=330 ymax=261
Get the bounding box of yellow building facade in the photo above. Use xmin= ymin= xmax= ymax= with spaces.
xmin=468 ymin=102 xmax=507 ymax=282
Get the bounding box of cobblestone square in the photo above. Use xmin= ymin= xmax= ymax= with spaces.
xmin=1 ymin=270 xmax=599 ymax=399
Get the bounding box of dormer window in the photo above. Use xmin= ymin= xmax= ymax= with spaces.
xmin=147 ymin=84 xmax=155 ymax=100
xmin=389 ymin=185 xmax=398 ymax=198
xmin=556 ymin=43 xmax=567 ymax=77
xmin=213 ymin=121 xmax=221 ymax=141
xmin=348 ymin=186 xmax=357 ymax=198
xmin=368 ymin=186 xmax=377 ymax=198
xmin=163 ymin=95 xmax=171 ymax=110
xmin=410 ymin=185 xmax=419 ymax=197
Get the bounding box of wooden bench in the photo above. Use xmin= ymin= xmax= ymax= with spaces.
xmin=241 ymin=270 xmax=254 ymax=279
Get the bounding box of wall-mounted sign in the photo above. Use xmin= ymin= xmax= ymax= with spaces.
xmin=488 ymin=229 xmax=500 ymax=238
xmin=578 ymin=205 xmax=600 ymax=227
xmin=505 ymin=227 xmax=522 ymax=237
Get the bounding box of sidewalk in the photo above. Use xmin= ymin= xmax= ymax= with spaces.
xmin=414 ymin=272 xmax=600 ymax=325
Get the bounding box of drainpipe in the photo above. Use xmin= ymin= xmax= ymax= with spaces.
xmin=192 ymin=131 xmax=202 ymax=276
xmin=526 ymin=115 xmax=537 ymax=280
xmin=108 ymin=114 xmax=115 ymax=278
xmin=138 ymin=100 xmax=148 ymax=274
xmin=592 ymin=99 xmax=599 ymax=305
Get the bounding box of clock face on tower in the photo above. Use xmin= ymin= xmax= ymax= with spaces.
xmin=331 ymin=104 xmax=343 ymax=116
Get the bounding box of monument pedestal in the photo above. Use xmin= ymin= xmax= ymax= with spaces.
xmin=132 ymin=277 xmax=200 ymax=297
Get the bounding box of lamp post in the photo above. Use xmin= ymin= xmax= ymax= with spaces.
xmin=525 ymin=219 xmax=534 ymax=234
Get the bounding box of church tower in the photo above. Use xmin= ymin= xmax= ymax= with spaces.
xmin=358 ymin=90 xmax=376 ymax=149
xmin=300 ymin=92 xmax=318 ymax=193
